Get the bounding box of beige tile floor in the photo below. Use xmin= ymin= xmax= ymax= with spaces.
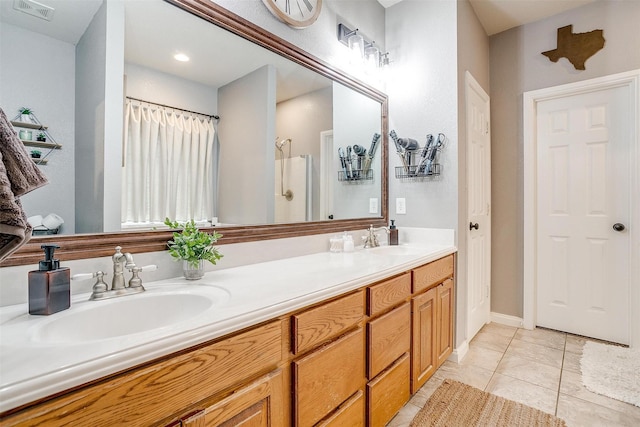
xmin=388 ymin=323 xmax=640 ymax=426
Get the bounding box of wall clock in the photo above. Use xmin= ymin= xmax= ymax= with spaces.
xmin=261 ymin=0 xmax=322 ymax=29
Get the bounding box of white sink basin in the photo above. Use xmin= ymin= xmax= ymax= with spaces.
xmin=30 ymin=285 xmax=230 ymax=343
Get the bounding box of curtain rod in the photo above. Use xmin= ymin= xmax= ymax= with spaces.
xmin=126 ymin=96 xmax=220 ymax=120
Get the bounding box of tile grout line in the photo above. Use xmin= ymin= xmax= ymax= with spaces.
xmin=555 ymin=334 xmax=567 ymax=416
xmin=483 ymin=327 xmax=518 ymax=392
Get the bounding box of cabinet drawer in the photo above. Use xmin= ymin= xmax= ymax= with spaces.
xmin=367 ymin=273 xmax=411 ymax=316
xmin=293 ymin=328 xmax=365 ymax=427
xmin=317 ymin=390 xmax=364 ymax=427
xmin=292 ymin=290 xmax=364 ymax=354
xmin=367 ymin=353 xmax=410 ymax=427
xmin=367 ymin=302 xmax=411 ymax=379
xmin=412 ymin=255 xmax=454 ymax=293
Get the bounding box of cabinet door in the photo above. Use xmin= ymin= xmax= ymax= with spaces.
xmin=411 ymin=287 xmax=437 ymax=394
xmin=436 ymin=278 xmax=454 ymax=367
xmin=293 ymin=328 xmax=365 ymax=427
xmin=181 ymin=369 xmax=285 ymax=427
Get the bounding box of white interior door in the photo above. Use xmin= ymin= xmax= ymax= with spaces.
xmin=466 ymin=72 xmax=491 ymax=340
xmin=536 ymin=86 xmax=630 ymax=345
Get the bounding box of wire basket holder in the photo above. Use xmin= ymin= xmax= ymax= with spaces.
xmin=338 ymin=168 xmax=374 ymax=182
xmin=391 ymin=131 xmax=444 ymax=180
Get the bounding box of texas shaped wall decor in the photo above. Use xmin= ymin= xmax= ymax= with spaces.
xmin=542 ymin=25 xmax=605 ymax=70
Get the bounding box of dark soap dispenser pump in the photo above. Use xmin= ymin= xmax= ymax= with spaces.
xmin=389 ymin=220 xmax=399 ymax=246
xmin=28 ymin=244 xmax=70 ymax=315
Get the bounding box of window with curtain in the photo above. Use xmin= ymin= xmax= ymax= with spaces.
xmin=122 ymin=100 xmax=218 ymax=227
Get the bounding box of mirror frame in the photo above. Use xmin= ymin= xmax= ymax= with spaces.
xmin=1 ymin=0 xmax=388 ymax=268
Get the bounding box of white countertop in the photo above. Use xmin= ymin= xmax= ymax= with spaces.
xmin=0 ymin=242 xmax=456 ymax=413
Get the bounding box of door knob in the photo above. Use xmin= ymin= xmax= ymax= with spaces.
xmin=613 ymin=223 xmax=626 ymax=232
xmin=469 ymin=222 xmax=479 ymax=231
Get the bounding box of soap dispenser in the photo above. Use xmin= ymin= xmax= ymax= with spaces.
xmin=389 ymin=220 xmax=399 ymax=246
xmin=28 ymin=244 xmax=70 ymax=315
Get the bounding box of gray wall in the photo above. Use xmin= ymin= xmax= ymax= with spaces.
xmin=218 ymin=65 xmax=276 ymax=225
xmin=385 ymin=0 xmax=459 ymax=231
xmin=276 ymin=87 xmax=332 ymax=222
xmin=75 ymin=0 xmax=124 ymax=234
xmin=124 ymin=63 xmax=218 ymax=115
xmin=490 ymin=0 xmax=640 ymax=317
xmin=332 ymin=82 xmax=383 ymax=220
xmin=213 ymin=0 xmax=386 ymax=91
xmin=0 ymin=23 xmax=76 ymax=233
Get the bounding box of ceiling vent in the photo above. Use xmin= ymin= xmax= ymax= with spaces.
xmin=13 ymin=0 xmax=55 ymax=21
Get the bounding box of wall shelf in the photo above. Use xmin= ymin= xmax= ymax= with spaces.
xmin=10 ymin=121 xmax=48 ymax=131
xmin=20 ymin=139 xmax=62 ymax=150
xmin=10 ymin=115 xmax=61 ymax=166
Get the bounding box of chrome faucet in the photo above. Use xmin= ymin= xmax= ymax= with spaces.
xmin=70 ymin=247 xmax=157 ymax=301
xmin=363 ymin=225 xmax=389 ymax=248
xmin=112 ymin=246 xmax=136 ymax=290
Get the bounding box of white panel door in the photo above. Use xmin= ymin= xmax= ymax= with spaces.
xmin=536 ymin=86 xmax=630 ymax=344
xmin=466 ymin=73 xmax=491 ymax=341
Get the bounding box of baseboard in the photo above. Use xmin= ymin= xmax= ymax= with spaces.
xmin=490 ymin=312 xmax=524 ymax=328
xmin=448 ymin=340 xmax=469 ymax=363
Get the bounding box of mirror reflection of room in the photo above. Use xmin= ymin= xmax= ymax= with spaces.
xmin=0 ymin=0 xmax=382 ymax=236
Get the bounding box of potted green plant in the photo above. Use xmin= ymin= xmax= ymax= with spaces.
xmin=36 ymin=132 xmax=46 ymax=142
xmin=19 ymin=107 xmax=33 ymax=123
xmin=164 ymin=218 xmax=223 ymax=280
xmin=30 ymin=150 xmax=42 ymax=159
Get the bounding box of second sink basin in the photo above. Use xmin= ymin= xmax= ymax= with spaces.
xmin=30 ymin=285 xmax=230 ymax=343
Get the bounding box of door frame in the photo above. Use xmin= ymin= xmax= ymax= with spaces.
xmin=523 ymin=69 xmax=640 ymax=347
xmin=319 ymin=130 xmax=334 ymax=221
xmin=465 ymin=71 xmax=491 ymax=341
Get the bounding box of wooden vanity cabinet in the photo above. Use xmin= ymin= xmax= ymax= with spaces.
xmin=2 ymin=253 xmax=456 ymax=427
xmin=411 ymin=256 xmax=455 ymax=393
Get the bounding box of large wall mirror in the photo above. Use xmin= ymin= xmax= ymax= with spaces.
xmin=1 ymin=0 xmax=388 ymax=267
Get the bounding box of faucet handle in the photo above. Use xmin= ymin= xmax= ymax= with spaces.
xmin=72 ymin=271 xmax=109 ymax=300
xmin=129 ymin=264 xmax=158 ymax=273
xmin=128 ymin=265 xmax=157 ymax=290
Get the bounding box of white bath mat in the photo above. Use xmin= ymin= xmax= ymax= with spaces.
xmin=580 ymin=340 xmax=640 ymax=407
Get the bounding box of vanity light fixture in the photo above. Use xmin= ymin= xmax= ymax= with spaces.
xmin=173 ymin=53 xmax=190 ymax=62
xmin=338 ymin=22 xmax=390 ymax=69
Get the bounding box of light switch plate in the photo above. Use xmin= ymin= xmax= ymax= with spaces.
xmin=369 ymin=198 xmax=378 ymax=213
xmin=396 ymin=198 xmax=406 ymax=214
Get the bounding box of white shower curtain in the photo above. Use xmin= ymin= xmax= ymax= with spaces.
xmin=122 ymin=101 xmax=217 ymax=226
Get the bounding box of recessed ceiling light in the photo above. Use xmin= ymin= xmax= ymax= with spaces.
xmin=174 ymin=53 xmax=190 ymax=62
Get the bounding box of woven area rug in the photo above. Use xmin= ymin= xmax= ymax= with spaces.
xmin=581 ymin=340 xmax=640 ymax=407
xmin=410 ymin=379 xmax=567 ymax=427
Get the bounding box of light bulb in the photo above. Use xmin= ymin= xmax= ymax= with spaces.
xmin=364 ymin=43 xmax=380 ymax=69
xmin=348 ymin=32 xmax=365 ymax=63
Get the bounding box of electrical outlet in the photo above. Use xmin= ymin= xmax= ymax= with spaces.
xmin=396 ymin=198 xmax=406 ymax=214
xmin=369 ymin=198 xmax=378 ymax=214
